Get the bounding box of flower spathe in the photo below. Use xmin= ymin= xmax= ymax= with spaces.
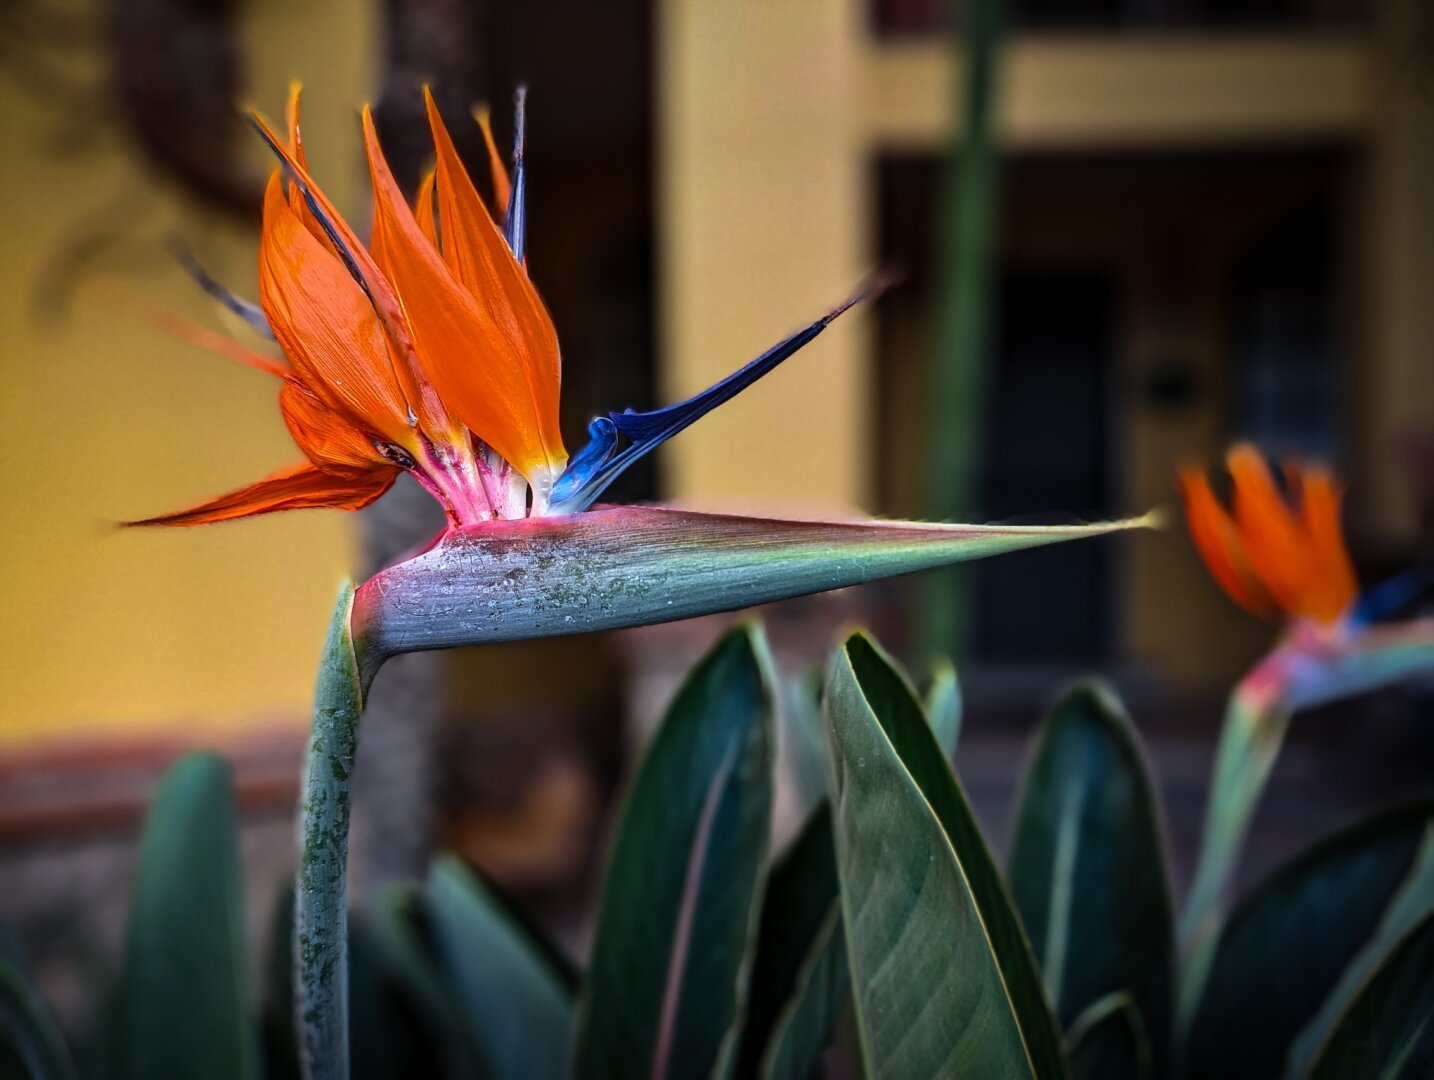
xmin=133 ymin=87 xmax=884 ymax=528
xmin=1178 ymin=444 xmax=1358 ymax=628
xmin=1175 ymin=446 xmax=1434 ymax=950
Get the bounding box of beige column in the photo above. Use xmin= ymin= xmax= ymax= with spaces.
xmin=1362 ymin=4 xmax=1434 ymax=538
xmin=657 ymin=0 xmax=869 ymax=513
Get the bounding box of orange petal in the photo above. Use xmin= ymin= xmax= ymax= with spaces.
xmin=414 ymin=167 xmax=439 ymax=248
xmin=129 ymin=462 xmax=396 ymax=527
xmin=1227 ymin=445 xmax=1323 ymax=618
xmin=1293 ymin=465 xmax=1359 ymax=622
xmin=146 ymin=307 xmax=289 ymax=379
xmin=285 ymin=82 xmax=308 ymax=171
xmin=1178 ymin=466 xmax=1275 ymax=619
xmin=279 ymin=379 xmax=389 ymax=472
xmin=251 ymin=110 xmax=446 ymax=435
xmin=363 ymin=105 xmax=565 ymax=483
xmin=473 ymin=103 xmax=512 ymax=216
xmin=260 ymin=174 xmax=414 ymax=448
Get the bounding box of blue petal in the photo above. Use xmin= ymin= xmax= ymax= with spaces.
xmin=549 ymin=417 xmax=619 ymax=507
xmin=1351 ymin=566 xmax=1432 ymax=628
xmin=503 ymin=87 xmax=527 ymax=262
xmin=549 ymin=274 xmax=889 ymax=514
xmin=166 ymin=237 xmax=276 ymax=341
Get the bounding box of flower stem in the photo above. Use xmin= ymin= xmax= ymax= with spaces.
xmin=294 ymin=582 xmax=366 ymax=1080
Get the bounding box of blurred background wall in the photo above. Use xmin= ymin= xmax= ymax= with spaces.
xmin=2 ymin=0 xmax=1433 ymax=1019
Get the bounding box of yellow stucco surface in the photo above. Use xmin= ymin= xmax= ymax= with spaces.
xmin=0 ymin=0 xmax=376 ymax=749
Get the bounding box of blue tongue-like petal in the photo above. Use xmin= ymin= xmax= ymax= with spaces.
xmin=167 ymin=237 xmax=276 ymax=341
xmin=503 ymin=87 xmax=527 ymax=261
xmin=548 ymin=273 xmax=890 ymax=514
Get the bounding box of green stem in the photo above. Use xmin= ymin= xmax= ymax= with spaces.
xmin=918 ymin=0 xmax=1005 ymax=666
xmin=295 ymin=582 xmax=367 ymax=1080
xmin=1176 ymin=661 xmax=1292 ymax=1043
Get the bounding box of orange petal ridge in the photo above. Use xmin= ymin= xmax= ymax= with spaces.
xmin=1226 ymin=444 xmax=1319 ymax=619
xmin=414 ymin=167 xmax=439 ymax=248
xmin=1178 ymin=466 xmax=1276 ymax=620
xmin=259 ymin=175 xmax=414 ymax=448
xmin=279 ymin=380 xmax=389 ymax=473
xmin=1292 ymin=465 xmax=1358 ymax=623
xmin=473 ymin=103 xmax=513 ymax=217
xmin=251 ymin=109 xmax=450 ymax=437
xmin=363 ymin=104 xmax=566 ymax=485
xmin=129 ymin=462 xmax=397 ymax=527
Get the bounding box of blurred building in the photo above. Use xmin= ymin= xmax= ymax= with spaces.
xmin=658 ymin=0 xmax=1434 ymax=694
xmin=2 ymin=0 xmax=1433 ymax=1022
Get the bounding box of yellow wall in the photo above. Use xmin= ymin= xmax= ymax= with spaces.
xmin=0 ymin=0 xmax=377 ymax=749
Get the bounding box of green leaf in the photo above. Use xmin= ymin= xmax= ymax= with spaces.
xmin=923 ymin=661 xmax=962 ymax=760
xmin=117 ymin=751 xmax=257 ymax=1080
xmin=364 ymin=884 xmax=479 ymax=1079
xmin=574 ymin=624 xmax=775 ymax=1080
xmin=351 ymin=506 xmax=1153 ymax=682
xmin=1065 ymin=993 xmax=1151 ymax=1080
xmin=0 ymin=955 xmax=78 ymax=1080
xmin=1290 ymin=825 xmax=1434 ymax=1075
xmin=260 ymin=882 xmax=456 ymax=1080
xmin=781 ymin=668 xmax=829 ymax=815
xmin=425 ymin=854 xmax=574 ymax=1079
xmin=346 ymin=911 xmax=444 ymax=1080
xmin=260 ymin=886 xmax=300 ymax=1080
xmin=824 ymin=633 xmax=1067 ymax=1079
xmin=736 ymin=805 xmax=846 ymax=1079
xmin=1307 ymin=910 xmax=1434 ymax=1078
xmin=1186 ymin=801 xmax=1434 ymax=1079
xmin=1007 ymin=681 xmax=1174 ymax=1074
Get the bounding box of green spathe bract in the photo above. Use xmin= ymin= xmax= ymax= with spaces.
xmin=348 ymin=507 xmax=1152 ymax=686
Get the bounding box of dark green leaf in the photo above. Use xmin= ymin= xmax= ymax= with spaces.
xmin=1066 ymin=993 xmax=1150 ymax=1080
xmin=1186 ymin=800 xmax=1433 ymax=1079
xmin=117 ymin=751 xmax=257 ymax=1080
xmin=781 ymin=668 xmax=828 ymax=814
xmin=825 ymin=633 xmax=1066 ymax=1079
xmin=0 ymin=955 xmax=78 ymax=1080
xmin=574 ymin=624 xmax=775 ymax=1080
xmin=737 ymin=805 xmax=846 ymax=1079
xmin=366 ymin=883 xmax=482 ymax=1079
xmin=1290 ymin=826 xmax=1434 ymax=1074
xmin=260 ymin=886 xmax=300 ymax=1080
xmin=425 ymin=854 xmax=574 ymax=1079
xmin=923 ymin=661 xmax=961 ymax=760
xmin=1308 ymin=910 xmax=1434 ymax=1078
xmin=347 ymin=911 xmax=444 ymax=1080
xmin=1007 ymin=681 xmax=1174 ymax=1073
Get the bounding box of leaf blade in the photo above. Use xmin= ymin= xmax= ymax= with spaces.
xmin=118 ymin=752 xmax=257 ymax=1080
xmin=1308 ymin=910 xmax=1434 ymax=1078
xmin=1007 ymin=682 xmax=1175 ymax=1074
xmin=825 ymin=635 xmax=1056 ymax=1079
xmin=838 ymin=635 xmax=1068 ymax=1079
xmin=425 ymin=855 xmax=574 ymax=1080
xmin=1185 ymin=800 xmax=1434 ymax=1079
xmin=573 ymin=624 xmax=775 ymax=1080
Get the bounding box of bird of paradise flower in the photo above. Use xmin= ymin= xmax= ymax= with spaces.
xmin=141 ymin=87 xmax=1150 ymax=1080
xmin=1175 ymin=445 xmax=1434 ymax=1034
